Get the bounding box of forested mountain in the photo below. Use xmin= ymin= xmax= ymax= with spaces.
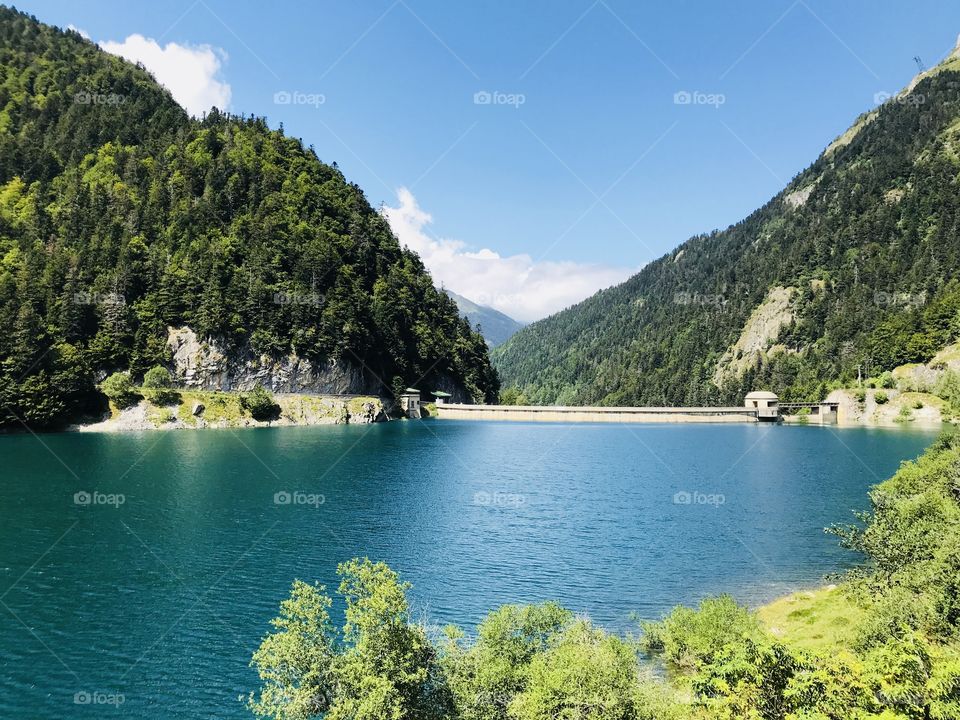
xmin=494 ymin=41 xmax=960 ymax=406
xmin=444 ymin=289 xmax=525 ymax=347
xmin=0 ymin=7 xmax=498 ymax=429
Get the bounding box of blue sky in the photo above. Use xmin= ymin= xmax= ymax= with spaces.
xmin=18 ymin=0 xmax=960 ymax=320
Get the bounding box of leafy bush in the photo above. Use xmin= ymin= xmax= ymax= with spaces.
xmin=499 ymin=387 xmax=529 ymax=406
xmin=875 ymin=390 xmax=889 ymax=404
xmin=509 ymin=620 xmax=646 ymax=720
xmin=442 ymin=602 xmax=572 ymax=719
xmin=640 ymin=595 xmax=763 ymax=671
xmin=99 ymin=371 xmax=139 ymax=409
xmin=141 ymin=366 xmax=179 ymax=406
xmin=242 ymin=383 xmax=279 ymax=421
xmin=934 ymin=370 xmax=960 ymax=418
xmin=249 ymin=559 xmax=451 ymax=720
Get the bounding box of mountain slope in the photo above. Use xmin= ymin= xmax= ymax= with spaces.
xmin=493 ymin=40 xmax=960 ymax=406
xmin=444 ymin=289 xmax=525 ymax=347
xmin=0 ymin=7 xmax=498 ymax=428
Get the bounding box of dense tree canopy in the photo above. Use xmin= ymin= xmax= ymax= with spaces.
xmin=0 ymin=7 xmax=497 ymax=429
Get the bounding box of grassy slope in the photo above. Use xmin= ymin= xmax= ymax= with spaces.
xmin=758 ymin=586 xmax=866 ymax=655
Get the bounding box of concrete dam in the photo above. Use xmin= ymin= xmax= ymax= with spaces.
xmin=432 ymin=392 xmax=839 ymax=425
xmin=435 ymin=404 xmax=760 ymax=423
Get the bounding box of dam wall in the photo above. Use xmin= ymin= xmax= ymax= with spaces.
xmin=435 ymin=404 xmax=759 ymax=423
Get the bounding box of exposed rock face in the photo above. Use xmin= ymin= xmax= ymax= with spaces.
xmin=826 ymin=388 xmax=943 ymax=427
xmin=166 ymin=326 xmax=377 ymax=394
xmin=784 ymin=183 xmax=816 ymax=209
xmin=713 ymin=287 xmax=796 ymax=386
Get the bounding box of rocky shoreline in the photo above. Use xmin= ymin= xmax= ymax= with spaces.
xmin=74 ymin=392 xmax=388 ymax=433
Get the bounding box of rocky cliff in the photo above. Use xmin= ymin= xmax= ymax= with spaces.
xmin=166 ymin=326 xmax=377 ymax=395
xmin=166 ymin=326 xmax=474 ymax=403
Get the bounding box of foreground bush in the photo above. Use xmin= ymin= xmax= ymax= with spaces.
xmin=249 ymin=559 xmax=448 ymax=720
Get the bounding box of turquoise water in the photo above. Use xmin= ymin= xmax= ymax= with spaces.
xmin=0 ymin=421 xmax=936 ymax=718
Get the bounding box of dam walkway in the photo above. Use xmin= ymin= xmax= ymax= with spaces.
xmin=434 ymin=403 xmax=761 ymax=423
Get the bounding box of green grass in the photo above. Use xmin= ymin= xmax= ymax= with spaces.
xmin=181 ymin=390 xmax=247 ymax=424
xmin=146 ymin=406 xmax=177 ymax=426
xmin=757 ymin=586 xmax=867 ymax=655
xmin=346 ymin=396 xmax=380 ymax=418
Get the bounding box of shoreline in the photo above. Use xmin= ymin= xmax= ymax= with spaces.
xmin=69 ymin=391 xmax=389 ymax=433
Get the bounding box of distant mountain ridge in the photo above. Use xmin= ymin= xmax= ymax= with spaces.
xmin=493 ymin=39 xmax=960 ymax=406
xmin=444 ymin=290 xmax=525 ymax=347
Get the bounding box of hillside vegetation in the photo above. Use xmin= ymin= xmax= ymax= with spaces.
xmin=494 ymin=44 xmax=960 ymax=407
xmin=0 ymin=8 xmax=497 ymax=429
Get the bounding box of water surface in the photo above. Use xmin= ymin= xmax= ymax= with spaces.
xmin=0 ymin=421 xmax=936 ymax=717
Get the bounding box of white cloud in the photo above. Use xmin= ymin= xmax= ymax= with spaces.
xmin=384 ymin=188 xmax=638 ymax=323
xmin=67 ymin=24 xmax=90 ymax=40
xmin=99 ymin=34 xmax=231 ymax=116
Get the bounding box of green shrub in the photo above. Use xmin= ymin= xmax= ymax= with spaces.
xmin=141 ymin=365 xmax=179 ymax=405
xmin=640 ymin=595 xmax=764 ymax=671
xmin=509 ymin=620 xmax=647 ymax=720
xmin=854 ymin=388 xmax=867 ymax=404
xmin=500 ymin=386 xmax=529 ymax=405
xmin=934 ymin=370 xmax=960 ymax=418
xmin=242 ymin=383 xmax=279 ymax=421
xmin=895 ymin=406 xmax=913 ymax=423
xmin=875 ymin=391 xmax=889 ymax=405
xmin=99 ymin=371 xmax=139 ymax=409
